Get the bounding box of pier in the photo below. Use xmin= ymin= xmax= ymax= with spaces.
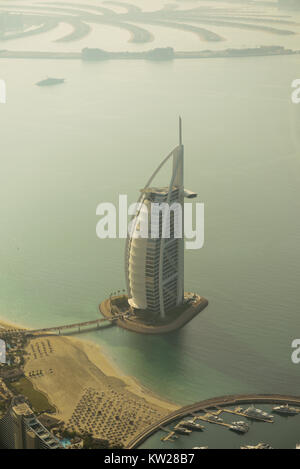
xmin=1 ymin=313 xmax=129 ymax=337
xmin=191 ymin=409 xmax=233 ymax=428
xmin=160 ymin=427 xmax=177 ymax=443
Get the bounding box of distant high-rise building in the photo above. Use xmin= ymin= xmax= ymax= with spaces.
xmin=0 ymin=396 xmax=61 ymax=449
xmin=125 ymin=119 xmax=197 ymax=318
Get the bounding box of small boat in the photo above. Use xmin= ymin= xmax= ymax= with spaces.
xmin=36 ymin=78 xmax=65 ymax=87
xmin=179 ymin=419 xmax=204 ymax=431
xmin=273 ymin=404 xmax=299 ymax=416
xmin=207 ymin=414 xmax=223 ymax=423
xmin=229 ymin=421 xmax=249 ymax=434
xmin=174 ymin=425 xmax=192 ymax=435
xmin=241 ymin=443 xmax=272 ymax=450
xmin=243 ymin=406 xmax=274 ymax=422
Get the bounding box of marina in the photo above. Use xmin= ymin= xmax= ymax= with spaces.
xmin=157 ymin=401 xmax=298 ymax=447
xmin=128 ymin=395 xmax=300 ymax=449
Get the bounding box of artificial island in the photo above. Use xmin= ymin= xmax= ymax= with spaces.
xmin=100 ymin=118 xmax=208 ymax=334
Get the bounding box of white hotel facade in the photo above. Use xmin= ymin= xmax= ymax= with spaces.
xmin=125 ymin=119 xmax=196 ymax=318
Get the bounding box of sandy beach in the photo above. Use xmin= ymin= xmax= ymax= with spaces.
xmin=0 ymin=317 xmax=178 ymax=446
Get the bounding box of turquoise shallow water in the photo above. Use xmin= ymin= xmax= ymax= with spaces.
xmin=0 ymin=53 xmax=300 ymax=448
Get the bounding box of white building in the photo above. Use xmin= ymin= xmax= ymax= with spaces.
xmin=0 ymin=397 xmax=61 ymax=449
xmin=125 ymin=118 xmax=196 ymax=318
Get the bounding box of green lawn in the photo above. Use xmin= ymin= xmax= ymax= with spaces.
xmin=11 ymin=377 xmax=56 ymax=414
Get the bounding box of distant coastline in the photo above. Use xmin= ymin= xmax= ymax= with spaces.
xmin=0 ymin=46 xmax=299 ymax=61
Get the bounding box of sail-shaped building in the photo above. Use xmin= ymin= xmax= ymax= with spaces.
xmin=125 ymin=118 xmax=197 ymax=319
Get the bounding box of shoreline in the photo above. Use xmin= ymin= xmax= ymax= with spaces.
xmin=0 ymin=316 xmax=179 ymax=444
xmin=69 ymin=334 xmax=179 ymax=411
xmin=0 ymin=316 xmax=178 ymax=407
xmin=0 ymin=318 xmax=28 ymax=331
xmin=0 ymin=315 xmax=178 ymax=408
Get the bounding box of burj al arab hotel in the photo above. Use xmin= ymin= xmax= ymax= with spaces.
xmin=125 ymin=118 xmax=197 ymax=319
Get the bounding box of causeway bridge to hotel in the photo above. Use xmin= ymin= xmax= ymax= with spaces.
xmin=2 ymin=313 xmax=129 ymax=337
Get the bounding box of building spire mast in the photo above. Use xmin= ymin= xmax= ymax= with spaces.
xmin=179 ymin=116 xmax=182 ymax=146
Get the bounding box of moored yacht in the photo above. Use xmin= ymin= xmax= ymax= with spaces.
xmin=241 ymin=443 xmax=273 ymax=450
xmin=243 ymin=406 xmax=274 ymax=421
xmin=273 ymin=404 xmax=299 ymax=416
xmin=180 ymin=420 xmax=204 ymax=431
xmin=207 ymin=414 xmax=223 ymax=423
xmin=174 ymin=425 xmax=192 ymax=435
xmin=229 ymin=421 xmax=249 ymax=434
